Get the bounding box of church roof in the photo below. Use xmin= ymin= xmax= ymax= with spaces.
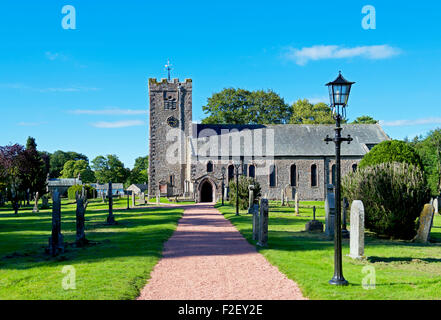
xmin=191 ymin=123 xmax=389 ymax=157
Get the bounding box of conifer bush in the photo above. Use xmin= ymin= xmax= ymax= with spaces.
xmin=229 ymin=176 xmax=261 ymax=210
xmin=342 ymin=162 xmax=430 ymax=239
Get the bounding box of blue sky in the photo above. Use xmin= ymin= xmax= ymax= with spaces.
xmin=1 ymin=0 xmax=440 ymax=168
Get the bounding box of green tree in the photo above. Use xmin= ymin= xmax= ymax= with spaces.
xmin=351 ymin=115 xmax=379 ymax=124
xmin=359 ymin=140 xmax=423 ymax=170
xmin=126 ymin=156 xmax=149 ymax=186
xmin=60 ymin=159 xmax=95 ymax=184
xmin=229 ymin=176 xmax=261 ymax=210
xmin=412 ymin=128 xmax=441 ymax=196
xmin=201 ymin=88 xmax=291 ymax=124
xmin=49 ymin=150 xmax=88 ymax=178
xmin=21 ymin=137 xmax=48 ymax=197
xmin=289 ymin=99 xmax=345 ymax=124
xmin=92 ymin=155 xmax=130 ymax=183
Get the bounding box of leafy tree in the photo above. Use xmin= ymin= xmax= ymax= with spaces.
xmin=60 ymin=160 xmax=95 ymax=184
xmin=92 ymin=155 xmax=130 ymax=183
xmin=359 ymin=140 xmax=423 ymax=170
xmin=351 ymin=115 xmax=379 ymax=124
xmin=20 ymin=137 xmax=48 ymax=198
xmin=49 ymin=150 xmax=88 ymax=178
xmin=289 ymin=99 xmax=346 ymax=124
xmin=412 ymin=128 xmax=441 ymax=196
xmin=126 ymin=156 xmax=149 ymax=186
xmin=202 ymin=88 xmax=291 ymax=124
xmin=229 ymin=176 xmax=261 ymax=210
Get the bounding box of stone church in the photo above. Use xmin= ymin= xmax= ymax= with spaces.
xmin=147 ymin=77 xmax=389 ymax=202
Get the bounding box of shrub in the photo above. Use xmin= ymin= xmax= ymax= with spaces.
xmin=67 ymin=185 xmax=95 ymax=200
xmin=342 ymin=162 xmax=430 ymax=239
xmin=229 ymin=176 xmax=261 ymax=210
xmin=359 ymin=140 xmax=423 ymax=170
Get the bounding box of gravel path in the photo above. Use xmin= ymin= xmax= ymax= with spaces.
xmin=137 ymin=204 xmax=306 ymax=300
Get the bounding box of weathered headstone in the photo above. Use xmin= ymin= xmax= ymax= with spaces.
xmin=413 ymin=204 xmax=435 ymax=243
xmin=349 ymin=200 xmax=365 ymax=259
xmin=47 ymin=189 xmax=64 ymax=256
xmin=106 ymin=182 xmax=116 ymax=224
xmin=139 ymin=192 xmax=146 ymax=205
xmin=305 ymin=206 xmax=323 ymax=232
xmin=248 ymin=185 xmax=255 ymax=213
xmin=75 ymin=193 xmax=88 ymax=247
xmin=434 ymin=197 xmax=439 ymax=215
xmin=325 ymin=186 xmax=335 ymax=237
xmin=251 ymin=203 xmax=260 ymax=241
xmin=294 ymin=191 xmax=299 ymax=215
xmin=32 ymin=191 xmax=40 ymax=213
xmin=257 ymin=199 xmax=269 ymax=247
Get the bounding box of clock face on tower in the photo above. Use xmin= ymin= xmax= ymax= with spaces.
xmin=167 ymin=116 xmax=179 ymax=128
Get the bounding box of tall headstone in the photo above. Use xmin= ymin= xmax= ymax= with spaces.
xmin=434 ymin=197 xmax=439 ymax=215
xmin=413 ymin=204 xmax=435 ymax=243
xmin=248 ymin=185 xmax=255 ymax=214
xmin=75 ymin=193 xmax=88 ymax=247
xmin=106 ymin=182 xmax=116 ymax=224
xmin=252 ymin=203 xmax=260 ymax=241
xmin=349 ymin=200 xmax=365 ymax=259
xmin=47 ymin=189 xmax=64 ymax=256
xmin=257 ymin=199 xmax=269 ymax=247
xmin=139 ymin=192 xmax=146 ymax=205
xmin=325 ymin=186 xmax=335 ymax=237
xmin=294 ymin=191 xmax=299 ymax=215
xmin=32 ymin=191 xmax=40 ymax=213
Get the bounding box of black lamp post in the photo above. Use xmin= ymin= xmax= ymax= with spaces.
xmin=324 ymin=71 xmax=355 ymax=286
xmin=234 ymin=162 xmax=242 ymax=216
xmin=221 ymin=167 xmax=226 ymax=206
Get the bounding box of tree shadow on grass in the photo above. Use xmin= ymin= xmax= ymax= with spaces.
xmin=367 ymin=256 xmax=441 ymax=264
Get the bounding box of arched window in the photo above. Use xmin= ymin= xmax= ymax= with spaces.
xmin=331 ymin=164 xmax=336 ymax=186
xmin=311 ymin=164 xmax=317 ymax=187
xmin=290 ymin=164 xmax=296 ymax=186
xmin=269 ymin=165 xmax=276 ymax=187
xmin=228 ymin=165 xmax=234 ymax=183
xmin=352 ymin=163 xmax=358 ymax=172
xmin=207 ymin=161 xmax=213 ymax=173
xmin=249 ymin=164 xmax=255 ymax=178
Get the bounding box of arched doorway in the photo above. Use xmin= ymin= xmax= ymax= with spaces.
xmin=200 ymin=180 xmax=214 ymax=203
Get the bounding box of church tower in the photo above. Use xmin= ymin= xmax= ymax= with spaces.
xmin=148 ymin=78 xmax=193 ymax=198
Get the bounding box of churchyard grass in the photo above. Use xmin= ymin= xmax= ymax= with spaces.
xmin=148 ymin=197 xmax=195 ymax=205
xmin=0 ymin=199 xmax=183 ymax=299
xmin=217 ymin=202 xmax=441 ymax=300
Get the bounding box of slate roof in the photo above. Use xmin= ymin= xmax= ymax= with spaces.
xmin=191 ymin=123 xmax=389 ymax=157
xmin=127 ymin=184 xmax=148 ymax=192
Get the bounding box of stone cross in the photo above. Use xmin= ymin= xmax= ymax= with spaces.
xmin=349 ymin=200 xmax=365 ymax=259
xmin=248 ymin=185 xmax=255 ymax=213
xmin=75 ymin=193 xmax=88 ymax=247
xmin=294 ymin=191 xmax=299 ymax=215
xmin=305 ymin=205 xmax=323 ymax=233
xmin=47 ymin=189 xmax=64 ymax=256
xmin=325 ymin=186 xmax=336 ymax=237
xmin=257 ymin=198 xmax=269 ymax=247
xmin=32 ymin=191 xmax=40 ymax=213
xmin=413 ymin=204 xmax=435 ymax=243
xmin=106 ymin=182 xmax=116 ymax=224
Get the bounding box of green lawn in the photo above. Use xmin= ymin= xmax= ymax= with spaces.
xmin=148 ymin=197 xmax=195 ymax=205
xmin=217 ymin=201 xmax=441 ymax=300
xmin=0 ymin=198 xmax=183 ymax=300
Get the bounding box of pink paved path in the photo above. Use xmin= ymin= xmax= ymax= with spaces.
xmin=137 ymin=204 xmax=306 ymax=300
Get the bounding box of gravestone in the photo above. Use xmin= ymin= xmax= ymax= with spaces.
xmin=281 ymin=189 xmax=285 ymax=207
xmin=434 ymin=197 xmax=439 ymax=215
xmin=75 ymin=193 xmax=88 ymax=247
xmin=32 ymin=191 xmax=40 ymax=213
xmin=132 ymin=192 xmax=136 ymax=208
xmin=41 ymin=196 xmax=49 ymax=209
xmin=413 ymin=204 xmax=435 ymax=243
xmin=156 ymin=195 xmax=160 ymax=205
xmin=106 ymin=182 xmax=116 ymax=224
xmin=257 ymin=199 xmax=269 ymax=247
xmin=294 ymin=191 xmax=299 ymax=215
xmin=248 ymin=185 xmax=255 ymax=214
xmin=325 ymin=186 xmax=336 ymax=237
xmin=139 ymin=192 xmax=146 ymax=205
xmin=341 ymin=197 xmax=350 ymax=239
xmin=305 ymin=206 xmax=323 ymax=232
xmin=251 ymin=203 xmax=260 ymax=241
xmin=349 ymin=200 xmax=365 ymax=259
xmin=101 ymin=191 xmax=106 ymax=203
xmin=47 ymin=189 xmax=64 ymax=256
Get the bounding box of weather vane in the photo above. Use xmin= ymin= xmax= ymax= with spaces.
xmin=165 ymin=59 xmax=173 ymax=81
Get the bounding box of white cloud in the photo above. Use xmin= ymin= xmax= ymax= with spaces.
xmin=380 ymin=117 xmax=441 ymax=127
xmin=45 ymin=51 xmax=68 ymax=61
xmin=92 ymin=120 xmax=145 ymax=128
xmin=71 ymin=108 xmax=147 ymax=115
xmin=18 ymin=121 xmax=47 ymax=127
xmin=285 ymin=45 xmax=402 ymax=65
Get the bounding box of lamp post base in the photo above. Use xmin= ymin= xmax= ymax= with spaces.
xmin=329 ymin=277 xmax=349 ymax=286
